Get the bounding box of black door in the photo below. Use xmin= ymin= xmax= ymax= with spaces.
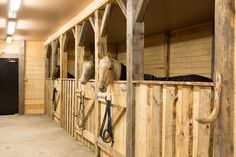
xmin=0 ymin=58 xmax=18 ymax=115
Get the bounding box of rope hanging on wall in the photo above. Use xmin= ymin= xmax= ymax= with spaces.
xmin=78 ymin=90 xmax=85 ymax=132
xmin=100 ymin=95 xmax=114 ymax=146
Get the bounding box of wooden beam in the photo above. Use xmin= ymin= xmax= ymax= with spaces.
xmin=78 ymin=21 xmax=90 ymax=47
xmin=89 ymin=17 xmax=95 ymax=32
xmin=44 ymin=0 xmax=109 ymax=45
xmin=50 ymin=40 xmax=59 ymax=78
xmin=135 ymin=0 xmax=150 ymax=22
xmin=63 ymin=34 xmax=69 ymax=52
xmin=45 ymin=45 xmax=50 ymax=79
xmin=100 ymin=3 xmax=114 ymax=37
xmin=18 ymin=40 xmax=25 ymax=115
xmin=94 ymin=10 xmax=107 ymax=157
xmin=126 ymin=0 xmax=144 ymax=156
xmin=213 ymin=0 xmax=234 ymax=156
xmin=116 ymin=0 xmax=127 ymax=18
xmin=60 ymin=34 xmax=68 ymax=78
xmin=164 ymin=32 xmax=170 ymax=77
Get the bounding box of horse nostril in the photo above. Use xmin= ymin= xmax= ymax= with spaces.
xmin=99 ymin=85 xmax=105 ymax=91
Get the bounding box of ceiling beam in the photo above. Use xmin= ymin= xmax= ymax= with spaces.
xmin=44 ymin=0 xmax=110 ymax=46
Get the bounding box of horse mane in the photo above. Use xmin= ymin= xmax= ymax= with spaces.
xmin=109 ymin=57 xmax=122 ymax=80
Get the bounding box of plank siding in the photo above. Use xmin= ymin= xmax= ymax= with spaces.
xmin=117 ymin=23 xmax=212 ymax=78
xmin=25 ymin=42 xmax=45 ymax=114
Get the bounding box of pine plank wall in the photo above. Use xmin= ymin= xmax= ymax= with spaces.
xmin=0 ymin=41 xmax=45 ymax=114
xmin=118 ymin=22 xmax=213 ymax=78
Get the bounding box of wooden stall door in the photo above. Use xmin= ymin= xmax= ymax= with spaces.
xmin=97 ymin=83 xmax=127 ymax=157
xmin=75 ymin=81 xmax=96 ymax=150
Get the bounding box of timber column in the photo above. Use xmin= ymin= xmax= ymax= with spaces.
xmin=126 ymin=0 xmax=146 ymax=156
xmin=94 ymin=10 xmax=108 ymax=157
xmin=214 ymin=0 xmax=234 ymax=156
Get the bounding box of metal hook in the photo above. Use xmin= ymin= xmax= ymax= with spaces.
xmin=105 ymin=94 xmax=112 ymax=102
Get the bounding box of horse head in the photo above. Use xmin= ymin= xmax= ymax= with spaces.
xmin=98 ymin=55 xmax=121 ymax=92
xmin=80 ymin=54 xmax=95 ymax=84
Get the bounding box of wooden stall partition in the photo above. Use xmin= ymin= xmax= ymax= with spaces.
xmin=52 ymin=79 xmax=61 ymax=123
xmin=97 ymin=82 xmax=127 ymax=157
xmin=61 ymin=79 xmax=76 ymax=136
xmin=134 ymin=81 xmax=213 ymax=157
xmin=44 ymin=79 xmax=54 ymax=118
xmin=75 ymin=81 xmax=96 ymax=151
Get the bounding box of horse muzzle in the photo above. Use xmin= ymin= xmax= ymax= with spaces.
xmin=80 ymin=77 xmax=87 ymax=85
xmin=99 ymin=83 xmax=107 ymax=92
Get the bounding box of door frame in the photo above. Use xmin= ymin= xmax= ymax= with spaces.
xmin=0 ymin=41 xmax=25 ymax=115
xmin=18 ymin=40 xmax=25 ymax=115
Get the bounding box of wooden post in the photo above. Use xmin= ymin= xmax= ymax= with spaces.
xmin=126 ymin=0 xmax=144 ymax=156
xmin=60 ymin=34 xmax=67 ymax=127
xmin=44 ymin=45 xmax=50 ymax=114
xmin=18 ymin=40 xmax=25 ymax=115
xmin=164 ymin=32 xmax=170 ymax=77
xmin=213 ymin=0 xmax=234 ymax=156
xmin=94 ymin=10 xmax=107 ymax=157
xmin=74 ymin=25 xmax=82 ymax=89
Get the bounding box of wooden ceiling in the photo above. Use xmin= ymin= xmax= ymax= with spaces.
xmin=0 ymin=0 xmax=214 ymax=42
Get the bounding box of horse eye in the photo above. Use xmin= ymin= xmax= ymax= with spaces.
xmin=109 ymin=67 xmax=112 ymax=70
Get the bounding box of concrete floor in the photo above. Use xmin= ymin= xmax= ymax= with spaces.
xmin=0 ymin=114 xmax=94 ymax=157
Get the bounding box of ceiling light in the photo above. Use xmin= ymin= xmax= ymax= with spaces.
xmin=6 ymin=35 xmax=13 ymax=43
xmin=10 ymin=0 xmax=22 ymax=11
xmin=8 ymin=10 xmax=16 ymax=19
xmin=7 ymin=20 xmax=16 ymax=34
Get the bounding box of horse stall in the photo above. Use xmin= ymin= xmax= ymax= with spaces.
xmin=43 ymin=0 xmax=234 ymax=157
xmin=44 ymin=30 xmax=77 ymax=135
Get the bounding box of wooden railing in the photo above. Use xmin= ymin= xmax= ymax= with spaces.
xmin=45 ymin=79 xmax=214 ymax=157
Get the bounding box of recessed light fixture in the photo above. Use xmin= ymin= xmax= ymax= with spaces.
xmin=7 ymin=20 xmax=16 ymax=34
xmin=8 ymin=10 xmax=16 ymax=19
xmin=10 ymin=0 xmax=22 ymax=11
xmin=6 ymin=35 xmax=13 ymax=43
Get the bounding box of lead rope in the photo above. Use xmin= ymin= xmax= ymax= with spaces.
xmin=99 ymin=95 xmax=114 ymax=146
xmin=78 ymin=90 xmax=85 ymax=132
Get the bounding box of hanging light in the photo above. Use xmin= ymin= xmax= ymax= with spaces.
xmin=10 ymin=0 xmax=22 ymax=11
xmin=7 ymin=20 xmax=16 ymax=34
xmin=6 ymin=35 xmax=13 ymax=43
xmin=8 ymin=10 xmax=16 ymax=19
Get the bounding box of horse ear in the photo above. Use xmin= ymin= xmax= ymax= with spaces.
xmin=107 ymin=52 xmax=112 ymax=58
xmin=90 ymin=54 xmax=94 ymax=60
